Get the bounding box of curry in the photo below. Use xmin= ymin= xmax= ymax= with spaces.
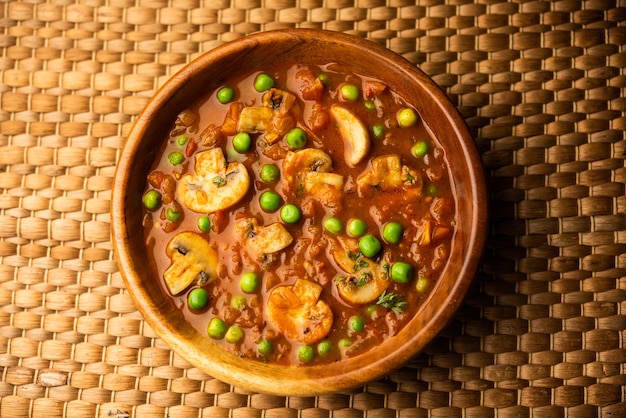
xmin=141 ymin=63 xmax=456 ymax=366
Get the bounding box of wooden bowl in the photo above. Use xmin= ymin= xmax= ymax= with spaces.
xmin=112 ymin=29 xmax=487 ymax=396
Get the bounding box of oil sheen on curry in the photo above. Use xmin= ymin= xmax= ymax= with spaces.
xmin=142 ymin=63 xmax=456 ymax=366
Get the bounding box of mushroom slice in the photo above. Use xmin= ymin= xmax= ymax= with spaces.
xmin=302 ymin=171 xmax=344 ymax=208
xmin=282 ymin=148 xmax=334 ymax=185
xmin=236 ymin=217 xmax=293 ymax=260
xmin=237 ymin=106 xmax=274 ymax=133
xmin=266 ymin=278 xmax=333 ymax=344
xmin=330 ymin=105 xmax=370 ymax=167
xmin=357 ymin=154 xmax=421 ymax=192
xmin=282 ymin=149 xmax=344 ymax=207
xmin=262 ymin=88 xmax=296 ymax=116
xmin=331 ymin=237 xmax=390 ymax=305
xmin=236 ymin=88 xmax=297 ymax=144
xmin=164 ymin=232 xmax=218 ymax=295
xmin=303 ymin=171 xmax=344 ymax=192
xmin=178 ymin=148 xmax=250 ymax=213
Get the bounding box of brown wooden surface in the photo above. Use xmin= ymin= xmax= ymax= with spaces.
xmin=1 ymin=1 xmax=625 ymax=417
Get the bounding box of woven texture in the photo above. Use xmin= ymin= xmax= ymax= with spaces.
xmin=1 ymin=0 xmax=625 ymax=417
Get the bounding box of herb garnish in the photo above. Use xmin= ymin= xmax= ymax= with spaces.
xmin=348 ymin=251 xmax=368 ymax=272
xmin=355 ymin=272 xmax=372 ymax=287
xmin=212 ymin=176 xmax=227 ymax=187
xmin=376 ymin=291 xmax=408 ymax=314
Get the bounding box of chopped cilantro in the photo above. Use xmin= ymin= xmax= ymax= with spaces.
xmin=348 ymin=251 xmax=368 ymax=272
xmin=356 ymin=272 xmax=372 ymax=287
xmin=405 ymin=172 xmax=416 ymax=185
xmin=376 ymin=291 xmax=408 ymax=314
xmin=212 ymin=176 xmax=227 ymax=187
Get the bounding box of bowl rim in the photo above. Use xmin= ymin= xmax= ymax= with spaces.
xmin=112 ymin=28 xmax=488 ymax=396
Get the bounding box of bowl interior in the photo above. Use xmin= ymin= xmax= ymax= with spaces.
xmin=112 ymin=29 xmax=487 ymax=396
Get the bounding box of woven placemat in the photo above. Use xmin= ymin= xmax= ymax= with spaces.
xmin=1 ymin=1 xmax=625 ymax=417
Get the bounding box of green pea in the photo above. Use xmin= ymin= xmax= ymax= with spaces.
xmin=233 ymin=132 xmax=252 ymax=153
xmin=338 ymin=338 xmax=352 ymax=349
xmin=260 ymin=164 xmax=280 ymax=183
xmin=317 ymin=340 xmax=332 ymax=356
xmin=280 ymin=204 xmax=301 ymax=224
xmin=225 ymin=325 xmax=244 ymax=344
xmin=411 ymin=140 xmax=429 ymax=158
xmin=397 ymin=107 xmax=418 ymax=127
xmin=359 ymin=234 xmax=382 ymax=258
xmin=416 ymin=277 xmax=429 ymax=292
xmin=259 ymin=191 xmax=281 ymax=212
xmin=258 ymin=339 xmax=273 ymax=356
xmin=197 ymin=216 xmax=211 ymax=232
xmin=207 ymin=317 xmax=227 ymax=339
xmin=298 ymin=344 xmax=315 ymax=363
xmin=143 ymin=190 xmax=161 ymax=211
xmin=364 ymin=100 xmax=376 ymax=111
xmin=391 ymin=261 xmax=414 ymax=283
xmin=254 ymin=73 xmax=274 ymax=92
xmin=347 ymin=218 xmax=367 ymax=237
xmin=168 ymin=151 xmax=185 ymax=166
xmin=427 ymin=184 xmax=439 ymax=196
xmin=372 ymin=123 xmax=385 ymax=139
xmin=231 ymin=295 xmax=247 ymax=310
xmin=187 ymin=288 xmax=209 ymax=310
xmin=365 ymin=304 xmax=378 ymax=317
xmin=240 ymin=272 xmax=259 ymax=293
xmin=176 ymin=135 xmax=189 ymax=147
xmin=166 ymin=208 xmax=182 ymax=222
xmin=285 ymin=127 xmax=307 ymax=149
xmin=349 ymin=315 xmax=365 ymax=332
xmin=317 ymin=74 xmax=329 ymax=86
xmin=324 ymin=217 xmax=343 ymax=234
xmin=340 ymin=84 xmax=360 ymax=101
xmin=383 ymin=222 xmax=403 ymax=244
xmin=217 ymin=87 xmax=235 ymax=104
